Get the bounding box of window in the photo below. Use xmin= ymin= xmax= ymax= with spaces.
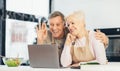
xmin=5 ymin=0 xmax=50 ymax=61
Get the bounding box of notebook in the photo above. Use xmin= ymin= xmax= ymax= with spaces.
xmin=28 ymin=44 xmax=62 ymax=68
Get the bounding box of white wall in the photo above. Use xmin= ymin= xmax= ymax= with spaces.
xmin=6 ymin=0 xmax=49 ymax=17
xmin=53 ymin=0 xmax=120 ymax=30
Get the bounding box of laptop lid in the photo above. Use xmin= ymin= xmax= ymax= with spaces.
xmin=28 ymin=44 xmax=60 ymax=68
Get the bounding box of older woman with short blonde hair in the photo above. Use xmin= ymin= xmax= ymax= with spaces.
xmin=60 ymin=11 xmax=108 ymax=67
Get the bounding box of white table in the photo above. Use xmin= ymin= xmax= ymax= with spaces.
xmin=81 ymin=62 xmax=120 ymax=71
xmin=0 ymin=62 xmax=120 ymax=71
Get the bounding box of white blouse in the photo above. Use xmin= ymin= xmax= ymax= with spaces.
xmin=60 ymin=31 xmax=107 ymax=67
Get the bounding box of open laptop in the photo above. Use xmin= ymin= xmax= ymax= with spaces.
xmin=28 ymin=44 xmax=62 ymax=68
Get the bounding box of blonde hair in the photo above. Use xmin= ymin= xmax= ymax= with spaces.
xmin=66 ymin=10 xmax=85 ymax=20
xmin=73 ymin=10 xmax=85 ymax=20
xmin=66 ymin=10 xmax=86 ymax=27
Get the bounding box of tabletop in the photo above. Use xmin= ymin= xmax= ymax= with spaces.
xmin=0 ymin=62 xmax=120 ymax=71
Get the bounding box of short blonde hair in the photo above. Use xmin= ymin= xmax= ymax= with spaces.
xmin=66 ymin=10 xmax=86 ymax=28
xmin=67 ymin=10 xmax=85 ymax=20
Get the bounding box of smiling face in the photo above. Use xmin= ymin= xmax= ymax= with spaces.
xmin=66 ymin=11 xmax=85 ymax=37
xmin=49 ymin=16 xmax=65 ymax=39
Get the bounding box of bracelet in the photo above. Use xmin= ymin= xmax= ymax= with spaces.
xmin=72 ymin=41 xmax=75 ymax=45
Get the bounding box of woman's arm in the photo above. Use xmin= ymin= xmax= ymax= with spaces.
xmin=61 ymin=33 xmax=76 ymax=67
xmin=60 ymin=45 xmax=72 ymax=67
xmin=90 ymin=31 xmax=108 ymax=64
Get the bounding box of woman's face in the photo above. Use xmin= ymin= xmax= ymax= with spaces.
xmin=66 ymin=16 xmax=84 ymax=36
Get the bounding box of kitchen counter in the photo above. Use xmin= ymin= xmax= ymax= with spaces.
xmin=0 ymin=62 xmax=120 ymax=71
xmin=81 ymin=62 xmax=120 ymax=71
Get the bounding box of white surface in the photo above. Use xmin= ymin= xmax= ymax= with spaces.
xmin=81 ymin=62 xmax=120 ymax=71
xmin=0 ymin=62 xmax=120 ymax=71
xmin=5 ymin=19 xmax=37 ymax=60
xmin=6 ymin=0 xmax=49 ymax=17
xmin=53 ymin=0 xmax=120 ymax=29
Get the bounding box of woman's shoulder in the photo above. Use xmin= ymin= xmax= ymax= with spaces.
xmin=88 ymin=30 xmax=96 ymax=37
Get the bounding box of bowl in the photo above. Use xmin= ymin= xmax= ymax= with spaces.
xmin=2 ymin=57 xmax=23 ymax=67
